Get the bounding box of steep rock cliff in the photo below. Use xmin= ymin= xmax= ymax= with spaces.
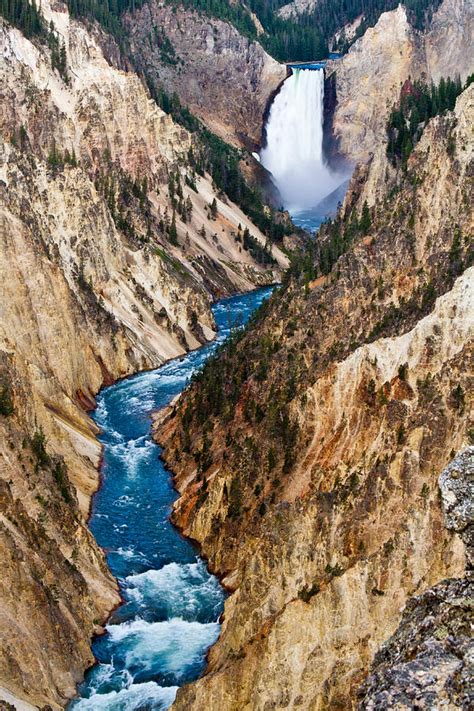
xmin=0 ymin=2 xmax=287 ymax=707
xmin=124 ymin=1 xmax=287 ymax=148
xmin=156 ymin=86 xmax=473 ymax=710
xmin=358 ymin=447 xmax=473 ymax=709
xmin=327 ymin=0 xmax=474 ymax=164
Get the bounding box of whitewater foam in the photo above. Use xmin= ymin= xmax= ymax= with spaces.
xmin=72 ymin=680 xmax=178 ymax=710
xmin=109 ymin=436 xmax=155 ymax=479
xmin=124 ymin=560 xmax=225 ymax=622
xmin=105 ymin=617 xmax=221 ymax=681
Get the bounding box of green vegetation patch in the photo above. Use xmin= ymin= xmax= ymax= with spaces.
xmin=387 ymin=75 xmax=471 ymax=166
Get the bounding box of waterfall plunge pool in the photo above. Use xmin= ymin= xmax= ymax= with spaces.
xmin=70 ymin=287 xmax=274 ymax=710
xmin=260 ymin=66 xmax=350 ymax=234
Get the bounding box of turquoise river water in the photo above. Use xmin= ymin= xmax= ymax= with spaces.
xmin=71 ymin=286 xmax=274 ymax=710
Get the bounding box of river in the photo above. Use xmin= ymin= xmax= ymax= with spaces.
xmin=71 ymin=286 xmax=274 ymax=710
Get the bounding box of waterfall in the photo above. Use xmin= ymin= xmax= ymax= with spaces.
xmin=261 ymin=68 xmax=341 ymax=215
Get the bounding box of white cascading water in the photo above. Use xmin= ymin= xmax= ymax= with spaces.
xmin=261 ymin=68 xmax=341 ymax=214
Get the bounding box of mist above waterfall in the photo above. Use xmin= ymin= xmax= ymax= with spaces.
xmin=261 ymin=68 xmax=345 ymax=216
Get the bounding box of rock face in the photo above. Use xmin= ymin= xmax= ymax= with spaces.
xmin=425 ymin=0 xmax=474 ymax=82
xmin=125 ymin=1 xmax=287 ymax=148
xmin=277 ymin=0 xmax=319 ymax=21
xmin=358 ymin=448 xmax=473 ymax=709
xmin=439 ymin=448 xmax=474 ymax=569
xmin=156 ymin=86 xmax=473 ymax=710
xmin=327 ymin=0 xmax=474 ymax=163
xmin=0 ymin=2 xmax=286 ymax=707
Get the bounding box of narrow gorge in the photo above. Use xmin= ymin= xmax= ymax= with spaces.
xmin=0 ymin=0 xmax=472 ymax=710
xmin=71 ymin=289 xmax=273 ymax=709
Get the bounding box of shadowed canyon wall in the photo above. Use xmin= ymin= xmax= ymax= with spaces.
xmin=125 ymin=1 xmax=287 ymax=149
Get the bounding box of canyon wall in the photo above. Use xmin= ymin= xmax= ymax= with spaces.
xmin=359 ymin=447 xmax=473 ymax=709
xmin=125 ymin=1 xmax=287 ymax=148
xmin=327 ymin=0 xmax=474 ymax=164
xmin=156 ymin=85 xmax=473 ymax=710
xmin=0 ymin=2 xmax=286 ymax=707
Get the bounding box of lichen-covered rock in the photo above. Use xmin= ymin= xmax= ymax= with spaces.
xmin=358 ymin=575 xmax=474 ymax=710
xmin=439 ymin=447 xmax=474 ymax=568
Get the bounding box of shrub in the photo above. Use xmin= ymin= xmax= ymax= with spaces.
xmin=398 ymin=363 xmax=408 ymax=381
xmin=53 ymin=459 xmax=72 ymax=503
xmin=31 ymin=428 xmax=50 ymax=469
xmin=0 ymin=382 xmax=14 ymax=416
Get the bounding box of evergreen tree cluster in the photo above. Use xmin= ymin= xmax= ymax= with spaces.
xmin=1 ymin=3 xmax=70 ymax=81
xmin=95 ymin=166 xmax=151 ymax=243
xmin=0 ymin=0 xmax=45 ymax=38
xmin=48 ymin=21 xmax=69 ymax=83
xmin=167 ymin=0 xmax=444 ymax=61
xmin=67 ymin=0 xmax=147 ymax=42
xmin=243 ymin=230 xmax=276 ymax=266
xmin=287 ymin=200 xmax=372 ymax=284
xmin=168 ymin=171 xmax=193 ymax=224
xmin=235 ymin=224 xmax=276 ymax=265
xmin=387 ymin=75 xmax=469 ymax=165
xmin=47 ymin=142 xmax=78 ymax=171
xmin=178 ymin=289 xmax=301 ymax=482
xmin=1 ymin=0 xmax=446 ymax=66
xmin=0 ymin=377 xmax=14 ymax=417
xmin=300 ymin=0 xmax=444 ymax=55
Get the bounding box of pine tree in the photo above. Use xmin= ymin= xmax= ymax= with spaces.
xmin=359 ymin=201 xmax=371 ymax=234
xmin=59 ymin=41 xmax=68 ymax=82
xmin=169 ymin=210 xmax=178 ymax=245
xmin=185 ymin=196 xmax=193 ymax=221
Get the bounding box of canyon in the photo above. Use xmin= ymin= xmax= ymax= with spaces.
xmin=0 ymin=0 xmax=472 ymax=708
xmin=155 ymin=82 xmax=473 ymax=709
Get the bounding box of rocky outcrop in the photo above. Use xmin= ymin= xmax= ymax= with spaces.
xmin=425 ymin=0 xmax=474 ymax=82
xmin=327 ymin=0 xmax=474 ymax=163
xmin=277 ymin=0 xmax=319 ymax=21
xmin=124 ymin=1 xmax=286 ymax=148
xmin=358 ymin=448 xmax=473 ymax=709
xmin=440 ymin=448 xmax=474 ymax=569
xmin=155 ymin=86 xmax=473 ymax=710
xmin=0 ymin=2 xmax=287 ymax=707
